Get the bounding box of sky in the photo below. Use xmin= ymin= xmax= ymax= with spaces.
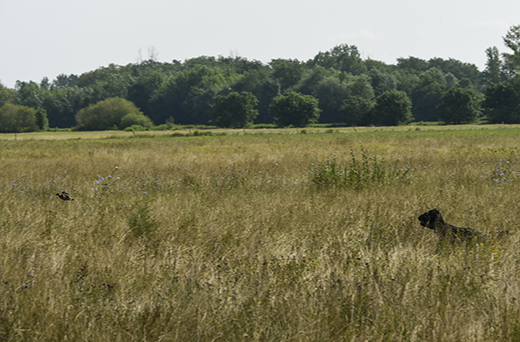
xmin=1 ymin=0 xmax=519 ymax=88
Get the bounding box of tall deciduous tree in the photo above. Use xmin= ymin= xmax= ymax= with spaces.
xmin=151 ymin=66 xmax=236 ymax=125
xmin=438 ymin=84 xmax=481 ymax=124
xmin=484 ymin=47 xmax=504 ymax=85
xmin=312 ymin=76 xmax=349 ymax=123
xmin=341 ymin=96 xmax=373 ymax=126
xmin=0 ymin=83 xmax=15 ymax=107
xmin=0 ymin=104 xmax=39 ymax=133
xmin=35 ymin=108 xmax=49 ymax=131
xmin=311 ymin=44 xmax=367 ymax=75
xmin=14 ymin=81 xmax=44 ymax=109
xmin=483 ymin=78 xmax=520 ymax=124
xmin=341 ymin=74 xmax=376 ymax=126
xmin=368 ymin=68 xmax=398 ymax=97
xmin=270 ymin=92 xmax=321 ymax=127
xmin=372 ymin=90 xmax=413 ymax=126
xmin=502 ymin=25 xmax=520 ymax=76
xmin=410 ymin=68 xmax=448 ymax=122
xmin=211 ymin=92 xmax=259 ymax=128
xmin=230 ymin=67 xmax=280 ymax=124
xmin=269 ymin=59 xmax=305 ymax=92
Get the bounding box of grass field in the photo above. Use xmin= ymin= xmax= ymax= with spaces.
xmin=1 ymin=126 xmax=520 ymax=341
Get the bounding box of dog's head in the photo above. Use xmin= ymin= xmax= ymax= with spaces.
xmin=418 ymin=209 xmax=442 ymax=230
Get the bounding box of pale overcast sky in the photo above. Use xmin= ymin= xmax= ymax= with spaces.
xmin=1 ymin=0 xmax=518 ymax=88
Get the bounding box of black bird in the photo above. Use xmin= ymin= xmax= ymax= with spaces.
xmin=56 ymin=190 xmax=74 ymax=201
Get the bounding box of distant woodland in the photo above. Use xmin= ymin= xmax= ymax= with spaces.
xmin=0 ymin=25 xmax=519 ymax=132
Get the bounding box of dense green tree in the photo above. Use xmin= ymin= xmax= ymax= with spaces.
xmin=14 ymin=81 xmax=44 ymax=109
xmin=371 ymin=90 xmax=413 ymax=126
xmin=368 ymin=68 xmax=398 ymax=97
xmin=0 ymin=104 xmax=39 ymax=133
xmin=75 ymin=97 xmax=151 ymax=130
xmin=269 ymin=59 xmax=305 ymax=92
xmin=35 ymin=108 xmax=49 ymax=130
xmin=364 ymin=58 xmax=394 ymax=72
xmin=151 ymin=66 xmax=236 ymax=125
xmin=127 ymin=69 xmax=167 ymax=120
xmin=313 ymin=76 xmax=349 ymax=123
xmin=483 ymin=78 xmax=520 ymax=123
xmin=410 ymin=68 xmax=449 ymax=121
xmin=502 ymin=25 xmax=520 ymax=76
xmin=9 ymin=37 xmax=520 ymax=128
xmin=438 ymin=85 xmax=481 ymax=124
xmin=0 ymin=83 xmax=15 ymax=107
xmin=41 ymin=88 xmax=76 ymax=128
xmin=270 ymin=92 xmax=321 ymax=127
xmin=341 ymin=96 xmax=374 ymax=126
xmin=346 ymin=74 xmax=375 ymax=100
xmin=311 ymin=44 xmax=367 ymax=75
xmin=230 ymin=67 xmax=279 ymax=124
xmin=216 ymin=56 xmax=264 ymax=74
xmin=184 ymin=56 xmax=263 ymax=74
xmin=483 ymin=47 xmax=504 ymax=85
xmin=40 ymin=77 xmax=50 ymax=90
xmin=428 ymin=58 xmax=481 ymax=87
xmin=294 ymin=66 xmax=332 ymax=96
xmin=52 ymin=74 xmax=79 ymax=88
xmin=397 ymin=57 xmax=429 ymax=73
xmin=339 ymin=75 xmax=376 ymax=125
xmin=211 ymin=92 xmax=259 ymax=128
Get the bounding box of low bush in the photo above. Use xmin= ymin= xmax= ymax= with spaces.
xmin=310 ymin=145 xmax=411 ymax=188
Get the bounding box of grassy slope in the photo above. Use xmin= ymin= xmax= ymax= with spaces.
xmin=1 ymin=127 xmax=520 ymax=341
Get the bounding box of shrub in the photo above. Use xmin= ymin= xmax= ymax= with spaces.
xmin=76 ymin=98 xmax=153 ymax=131
xmin=310 ymin=146 xmax=411 ymax=188
xmin=0 ymin=103 xmax=39 ymax=133
xmin=119 ymin=113 xmax=153 ymax=130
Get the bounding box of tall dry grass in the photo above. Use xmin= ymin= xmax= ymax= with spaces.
xmin=1 ymin=129 xmax=520 ymax=341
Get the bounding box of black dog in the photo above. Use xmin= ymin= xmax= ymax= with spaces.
xmin=418 ymin=209 xmax=509 ymax=242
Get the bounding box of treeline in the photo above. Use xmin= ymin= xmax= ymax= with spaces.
xmin=0 ymin=25 xmax=519 ymax=132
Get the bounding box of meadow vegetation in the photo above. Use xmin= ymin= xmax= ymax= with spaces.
xmin=1 ymin=126 xmax=520 ymax=341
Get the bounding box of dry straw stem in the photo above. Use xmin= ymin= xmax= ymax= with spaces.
xmin=1 ymin=128 xmax=520 ymax=341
